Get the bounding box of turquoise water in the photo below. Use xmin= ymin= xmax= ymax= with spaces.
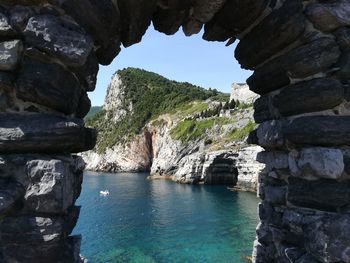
xmin=73 ymin=172 xmax=260 ymax=263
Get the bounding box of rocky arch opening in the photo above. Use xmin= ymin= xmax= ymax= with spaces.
xmin=0 ymin=1 xmax=349 ymax=263
xmin=86 ymin=26 xmax=254 ymax=184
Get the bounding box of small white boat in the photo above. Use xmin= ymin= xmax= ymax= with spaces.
xmin=100 ymin=190 xmax=110 ymax=196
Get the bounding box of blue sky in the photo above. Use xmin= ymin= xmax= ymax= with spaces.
xmin=90 ymin=26 xmax=251 ymax=106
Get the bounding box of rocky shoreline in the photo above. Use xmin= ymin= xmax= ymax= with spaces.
xmin=82 ymin=76 xmax=263 ymax=191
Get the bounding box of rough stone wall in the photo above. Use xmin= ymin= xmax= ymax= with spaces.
xmin=239 ymin=1 xmax=350 ymax=262
xmin=0 ymin=2 xmax=100 ymax=262
xmin=0 ymin=0 xmax=349 ymax=262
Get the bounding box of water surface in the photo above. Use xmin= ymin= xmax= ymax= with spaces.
xmin=74 ymin=172 xmax=259 ymax=263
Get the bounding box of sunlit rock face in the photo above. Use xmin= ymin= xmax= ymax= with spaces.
xmin=0 ymin=0 xmax=349 ymax=262
xmin=82 ymin=72 xmax=260 ymax=188
xmin=230 ymin=83 xmax=259 ymax=105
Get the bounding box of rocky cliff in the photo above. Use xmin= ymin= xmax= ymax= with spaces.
xmin=82 ymin=68 xmax=263 ymax=191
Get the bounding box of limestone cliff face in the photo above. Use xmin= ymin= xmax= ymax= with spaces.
xmin=82 ymin=70 xmax=263 ymax=191
xmin=230 ymin=83 xmax=259 ymax=104
xmin=83 ymin=130 xmax=153 ymax=172
xmin=103 ymin=74 xmax=132 ymax=123
xmin=82 ymin=73 xmax=152 ymax=172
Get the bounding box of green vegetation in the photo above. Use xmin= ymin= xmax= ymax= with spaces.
xmin=85 ymin=106 xmax=102 ymax=120
xmin=87 ymin=68 xmax=229 ymax=152
xmin=228 ymin=121 xmax=257 ymax=141
xmin=235 ymin=101 xmax=253 ymax=110
xmin=170 ymin=117 xmax=231 ymax=144
xmin=171 ymin=102 xmax=209 ymax=117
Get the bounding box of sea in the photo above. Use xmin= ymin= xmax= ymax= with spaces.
xmin=73 ymin=171 xmax=260 ymax=263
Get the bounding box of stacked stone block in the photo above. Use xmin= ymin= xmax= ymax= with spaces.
xmin=0 ymin=0 xmax=349 ymax=262
xmin=0 ymin=2 xmax=100 ymax=262
xmin=239 ymin=1 xmax=350 ymax=262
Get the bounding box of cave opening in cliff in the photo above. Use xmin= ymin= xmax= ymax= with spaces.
xmin=85 ymin=24 xmax=255 ymax=185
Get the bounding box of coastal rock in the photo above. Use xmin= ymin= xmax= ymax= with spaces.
xmin=287 ymin=177 xmax=349 ymax=212
xmin=289 ymin=148 xmax=344 ymax=180
xmin=61 ymin=0 xmax=121 ymax=65
xmin=203 ymin=0 xmax=269 ymax=41
xmin=2 ymin=1 xmax=348 ymax=262
xmin=24 ymin=159 xmax=78 ymax=214
xmin=255 ymin=78 xmax=344 ymax=122
xmin=153 ymin=3 xmax=190 ymax=35
xmin=248 ymin=37 xmax=341 ymax=95
xmin=306 ymin=0 xmax=350 ymax=32
xmin=103 ymin=74 xmax=131 ymax=122
xmin=82 ymin=130 xmax=153 ymax=173
xmin=0 ymin=215 xmax=70 ymax=262
xmin=273 ymin=78 xmax=344 ymax=118
xmin=305 ymin=214 xmax=350 ymax=262
xmin=182 ymin=17 xmax=203 ymax=36
xmin=82 ymin=69 xmax=261 ymax=188
xmin=256 ymin=116 xmax=350 ymax=148
xmin=235 ymin=0 xmax=306 ymax=69
xmin=16 ymin=56 xmax=82 ymax=114
xmin=150 ymin=123 xmax=187 ymax=176
xmin=230 ymin=83 xmax=259 ymax=105
xmin=118 ymin=0 xmax=157 ymax=47
xmin=335 ymin=27 xmax=350 ymax=51
xmin=173 ymin=151 xmax=238 ymax=185
xmin=0 ymin=12 xmax=16 ymax=37
xmin=257 ymin=151 xmax=289 ymax=173
xmin=24 ymin=15 xmax=93 ymax=67
xmin=0 ymin=181 xmax=24 ymax=215
xmin=0 ymin=153 xmax=83 ymax=262
xmin=72 ymin=52 xmax=99 ymax=92
xmin=0 ymin=114 xmax=96 ymax=154
xmin=61 ymin=0 xmax=120 ymax=47
xmin=8 ymin=5 xmax=34 ymax=32
xmin=235 ymin=146 xmax=264 ymax=192
xmin=191 ymin=0 xmax=226 ymax=24
xmin=0 ymin=40 xmax=22 ymax=71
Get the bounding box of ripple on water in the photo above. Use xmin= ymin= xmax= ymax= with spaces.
xmin=73 ymin=172 xmax=260 ymax=263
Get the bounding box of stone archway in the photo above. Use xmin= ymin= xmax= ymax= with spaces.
xmin=0 ymin=0 xmax=349 ymax=262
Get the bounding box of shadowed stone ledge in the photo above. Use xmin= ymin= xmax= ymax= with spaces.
xmin=0 ymin=114 xmax=96 ymax=154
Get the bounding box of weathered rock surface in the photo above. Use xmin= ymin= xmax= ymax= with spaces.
xmin=118 ymin=0 xmax=157 ymax=47
xmin=254 ymin=78 xmax=344 ymax=122
xmin=173 ymin=151 xmax=238 ymax=185
xmin=24 ymin=15 xmax=93 ymax=67
xmin=257 ymin=116 xmax=350 ymax=148
xmin=0 ymin=40 xmax=22 ymax=71
xmin=0 ymin=12 xmax=16 ymax=38
xmin=61 ymin=0 xmax=119 ymax=47
xmin=306 ymin=0 xmax=350 ymax=32
xmin=274 ymin=78 xmax=344 ymax=117
xmin=0 ymin=0 xmax=347 ymax=262
xmin=0 ymin=154 xmax=84 ymax=262
xmin=0 ymin=114 xmax=96 ymax=153
xmin=235 ymin=146 xmax=264 ymax=191
xmin=203 ymin=0 xmax=269 ymax=41
xmin=152 ymin=1 xmax=190 ymax=35
xmin=16 ymin=56 xmax=82 ymax=114
xmin=235 ymin=0 xmax=306 ymax=69
xmin=103 ymin=74 xmax=130 ymax=121
xmin=288 ymin=148 xmax=344 ymax=180
xmin=230 ymin=83 xmax=259 ymax=105
xmin=83 ymin=74 xmax=262 ymax=190
xmin=248 ymin=37 xmax=341 ymax=95
xmin=24 ymin=159 xmax=79 ymax=214
xmin=83 ymin=130 xmax=153 ymax=173
xmin=0 ymin=181 xmax=24 ymax=215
